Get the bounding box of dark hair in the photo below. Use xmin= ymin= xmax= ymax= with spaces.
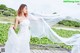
xmin=18 ymin=4 xmax=28 ymax=17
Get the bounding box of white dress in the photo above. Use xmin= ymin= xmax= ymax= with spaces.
xmin=4 ymin=17 xmax=31 ymax=53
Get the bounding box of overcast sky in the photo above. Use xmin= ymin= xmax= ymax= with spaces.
xmin=0 ymin=0 xmax=80 ymax=19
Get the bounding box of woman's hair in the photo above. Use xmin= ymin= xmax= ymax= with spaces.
xmin=17 ymin=4 xmax=28 ymax=17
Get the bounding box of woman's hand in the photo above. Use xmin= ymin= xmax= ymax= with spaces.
xmin=10 ymin=25 xmax=14 ymax=29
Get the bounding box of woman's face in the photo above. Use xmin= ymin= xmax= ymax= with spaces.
xmin=22 ymin=6 xmax=27 ymax=13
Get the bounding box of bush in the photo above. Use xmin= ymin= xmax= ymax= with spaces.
xmin=0 ymin=23 xmax=10 ymax=45
xmin=3 ymin=11 xmax=11 ymax=16
xmin=58 ymin=20 xmax=80 ymax=27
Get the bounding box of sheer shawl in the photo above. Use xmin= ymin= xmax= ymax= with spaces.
xmin=28 ymin=13 xmax=80 ymax=53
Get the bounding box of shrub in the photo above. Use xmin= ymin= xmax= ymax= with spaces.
xmin=58 ymin=20 xmax=80 ymax=27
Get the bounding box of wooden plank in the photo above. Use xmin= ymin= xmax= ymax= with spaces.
xmin=0 ymin=44 xmax=69 ymax=53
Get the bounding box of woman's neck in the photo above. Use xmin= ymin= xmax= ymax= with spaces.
xmin=21 ymin=13 xmax=25 ymax=17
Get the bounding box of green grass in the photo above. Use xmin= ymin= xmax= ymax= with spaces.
xmin=53 ymin=28 xmax=80 ymax=38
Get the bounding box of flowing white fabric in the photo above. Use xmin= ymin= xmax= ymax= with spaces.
xmin=4 ymin=13 xmax=80 ymax=53
xmin=28 ymin=13 xmax=80 ymax=53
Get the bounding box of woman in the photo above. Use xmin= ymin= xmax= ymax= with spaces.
xmin=5 ymin=4 xmax=80 ymax=53
xmin=5 ymin=4 xmax=31 ymax=53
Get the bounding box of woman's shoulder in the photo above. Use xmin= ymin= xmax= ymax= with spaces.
xmin=14 ymin=16 xmax=20 ymax=21
xmin=16 ymin=16 xmax=21 ymax=19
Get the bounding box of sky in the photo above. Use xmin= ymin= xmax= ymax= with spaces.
xmin=0 ymin=0 xmax=80 ymax=19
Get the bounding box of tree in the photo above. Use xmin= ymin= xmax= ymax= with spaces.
xmin=0 ymin=4 xmax=7 ymax=10
xmin=0 ymin=4 xmax=17 ymax=16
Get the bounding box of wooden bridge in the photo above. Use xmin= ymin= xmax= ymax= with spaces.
xmin=0 ymin=44 xmax=70 ymax=53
